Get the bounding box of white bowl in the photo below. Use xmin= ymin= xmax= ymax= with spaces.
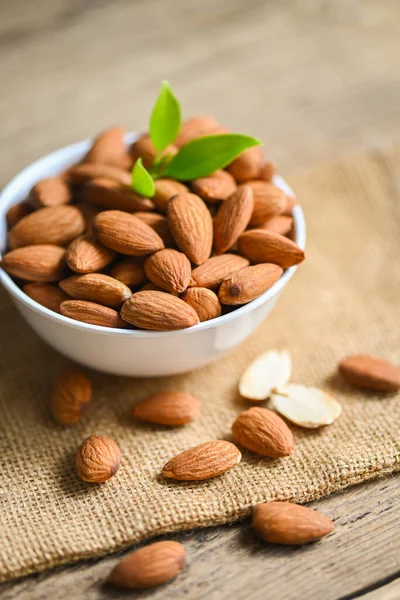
xmin=0 ymin=135 xmax=306 ymax=377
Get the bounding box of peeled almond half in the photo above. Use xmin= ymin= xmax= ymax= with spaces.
xmin=239 ymin=350 xmax=292 ymax=401
xmin=270 ymin=384 xmax=342 ymax=428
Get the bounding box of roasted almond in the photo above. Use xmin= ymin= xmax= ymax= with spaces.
xmin=24 ymin=282 xmax=69 ymax=313
xmin=226 ymin=146 xmax=265 ymax=182
xmin=144 ymin=249 xmax=191 ymax=293
xmin=338 ymin=354 xmax=400 ymax=391
xmin=51 ymin=368 xmax=92 ymax=426
xmin=191 ymin=170 xmax=236 ymax=203
xmin=84 ymin=126 xmax=129 ymax=168
xmin=66 ymin=234 xmax=116 ymax=273
xmin=109 ymin=257 xmax=146 ymax=288
xmin=231 ymin=406 xmax=294 ymax=458
xmin=167 ymin=193 xmax=213 ymax=265
xmin=85 ymin=178 xmax=155 ymax=212
xmin=121 ymin=290 xmax=199 ymax=330
xmin=253 ymin=502 xmax=334 ymax=545
xmin=8 ymin=205 xmax=85 ymax=249
xmin=247 ymin=181 xmax=287 ymax=226
xmin=190 ymin=254 xmax=250 ymax=289
xmin=238 ymin=230 xmax=305 ymax=269
xmin=130 ymin=135 xmax=177 ymax=170
xmin=65 ymin=163 xmax=131 ymax=186
xmin=175 ymin=115 xmax=224 ymax=147
xmin=259 ymin=161 xmax=277 ymax=182
xmin=181 ymin=287 xmax=221 ymax=322
xmin=59 ymin=273 xmax=132 ymax=309
xmin=1 ymin=245 xmax=67 ymax=282
xmin=132 ymin=391 xmax=200 ymax=425
xmin=6 ymin=201 xmax=32 ymax=228
xmin=108 ymin=541 xmax=186 ymax=589
xmin=162 ymin=440 xmax=241 ymax=480
xmin=29 ymin=177 xmax=72 ymax=208
xmin=61 ymin=299 xmax=127 ymax=328
xmin=259 ymin=215 xmax=293 ymax=236
xmin=153 ymin=178 xmax=188 ymax=213
xmin=76 ymin=434 xmax=121 ymax=482
xmin=93 ymin=210 xmax=164 ymax=256
xmin=219 ymin=263 xmax=283 ymax=305
xmin=213 ymin=185 xmax=254 ymax=254
xmin=134 ymin=212 xmax=174 ymax=246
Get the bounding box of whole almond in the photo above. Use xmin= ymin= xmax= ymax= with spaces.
xmin=130 ymin=135 xmax=177 ymax=170
xmin=93 ymin=210 xmax=164 ymax=256
xmin=65 ymin=163 xmax=131 ymax=186
xmin=132 ymin=391 xmax=200 ymax=425
xmin=231 ymin=407 xmax=294 ymax=458
xmin=66 ymin=235 xmax=116 ymax=273
xmin=6 ymin=201 xmax=32 ymax=228
xmin=8 ymin=205 xmax=85 ymax=249
xmin=1 ymin=245 xmax=66 ymax=282
xmin=162 ymin=440 xmax=241 ymax=480
xmin=153 ymin=178 xmax=188 ymax=213
xmin=175 ymin=115 xmax=224 ymax=147
xmin=227 ymin=146 xmax=265 ymax=182
xmin=253 ymin=502 xmax=334 ymax=545
xmin=181 ymin=287 xmax=221 ymax=322
xmin=238 ymin=230 xmax=305 ymax=269
xmin=144 ymin=249 xmax=191 ymax=293
xmin=61 ymin=299 xmax=127 ymax=328
xmin=339 ymin=354 xmax=400 ymax=391
xmin=134 ymin=212 xmax=174 ymax=246
xmin=76 ymin=434 xmax=121 ymax=482
xmin=167 ymin=193 xmax=213 ymax=265
xmin=219 ymin=263 xmax=283 ymax=305
xmin=213 ymin=185 xmax=254 ymax=254
xmin=84 ymin=126 xmax=129 ymax=168
xmin=59 ymin=273 xmax=132 ymax=309
xmin=75 ymin=203 xmax=101 ymax=234
xmin=108 ymin=541 xmax=186 ymax=589
xmin=85 ymin=178 xmax=155 ymax=212
xmin=121 ymin=290 xmax=200 ymax=331
xmin=247 ymin=181 xmax=287 ymax=226
xmin=190 ymin=254 xmax=250 ymax=289
xmin=51 ymin=368 xmax=92 ymax=426
xmin=259 ymin=161 xmax=277 ymax=182
xmin=24 ymin=282 xmax=69 ymax=313
xmin=259 ymin=215 xmax=293 ymax=236
xmin=29 ymin=177 xmax=72 ymax=208
xmin=109 ymin=257 xmax=146 ymax=288
xmin=140 ymin=281 xmax=179 ymax=294
xmin=191 ymin=170 xmax=236 ymax=203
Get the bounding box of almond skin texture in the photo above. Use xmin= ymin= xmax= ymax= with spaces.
xmin=339 ymin=354 xmax=400 ymax=391
xmin=162 ymin=440 xmax=241 ymax=481
xmin=153 ymin=178 xmax=188 ymax=213
xmin=181 ymin=287 xmax=222 ymax=322
xmin=134 ymin=212 xmax=174 ymax=246
xmin=259 ymin=215 xmax=293 ymax=236
xmin=259 ymin=161 xmax=277 ymax=182
xmin=213 ymin=185 xmax=254 ymax=254
xmin=85 ymin=126 xmax=129 ymax=168
xmin=6 ymin=201 xmax=32 ymax=228
xmin=29 ymin=177 xmax=72 ymax=208
xmin=85 ymin=178 xmax=155 ymax=212
xmin=132 ymin=392 xmax=201 ymax=426
xmin=109 ymin=257 xmax=146 ymax=288
xmin=59 ymin=274 xmax=132 ymax=309
xmin=75 ymin=203 xmax=101 ymax=234
xmin=8 ymin=205 xmax=85 ymax=249
xmin=66 ymin=163 xmax=131 ymax=186
xmin=51 ymin=368 xmax=92 ymax=426
xmin=247 ymin=181 xmax=287 ymax=226
xmin=130 ymin=135 xmax=177 ymax=171
xmin=231 ymin=407 xmax=294 ymax=458
xmin=238 ymin=230 xmax=305 ymax=269
xmin=252 ymin=502 xmax=334 ymax=545
xmin=93 ymin=210 xmax=164 ymax=256
xmin=108 ymin=541 xmax=186 ymax=589
xmin=227 ymin=146 xmax=265 ymax=182
xmin=191 ymin=170 xmax=237 ymax=203
xmin=190 ymin=254 xmax=250 ymax=289
xmin=140 ymin=282 xmax=179 ymax=295
xmin=167 ymin=193 xmax=213 ymax=265
xmin=24 ymin=283 xmax=69 ymax=313
xmin=61 ymin=300 xmax=127 ymax=328
xmin=121 ymin=291 xmax=200 ymax=331
xmin=76 ymin=434 xmax=121 ymax=482
xmin=1 ymin=245 xmax=66 ymax=282
xmin=219 ymin=263 xmax=283 ymax=305
xmin=175 ymin=115 xmax=223 ymax=147
xmin=144 ymin=249 xmax=191 ymax=293
xmin=66 ymin=235 xmax=116 ymax=274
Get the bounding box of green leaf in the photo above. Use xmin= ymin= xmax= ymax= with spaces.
xmin=149 ymin=80 xmax=181 ymax=153
xmin=131 ymin=158 xmax=155 ymax=197
xmin=163 ymin=134 xmax=262 ymax=181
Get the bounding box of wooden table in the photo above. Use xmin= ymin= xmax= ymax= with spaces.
xmin=1 ymin=1 xmax=399 ymax=598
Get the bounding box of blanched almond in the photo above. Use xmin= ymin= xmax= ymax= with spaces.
xmin=238 ymin=230 xmax=305 ymax=269
xmin=190 ymin=254 xmax=250 ymax=289
xmin=84 ymin=126 xmax=129 ymax=168
xmin=29 ymin=177 xmax=72 ymax=207
xmin=219 ymin=263 xmax=283 ymax=305
xmin=109 ymin=257 xmax=146 ymax=288
xmin=239 ymin=350 xmax=292 ymax=401
xmin=259 ymin=215 xmax=293 ymax=236
xmin=338 ymin=354 xmax=400 ymax=391
xmin=191 ymin=170 xmax=236 ymax=203
xmin=226 ymin=146 xmax=265 ymax=182
xmin=59 ymin=273 xmax=131 ymax=309
xmin=93 ymin=210 xmax=164 ymax=256
xmin=24 ymin=282 xmax=69 ymax=313
xmin=66 ymin=235 xmax=116 ymax=273
xmin=247 ymin=181 xmax=287 ymax=226
xmin=144 ymin=249 xmax=191 ymax=293
xmin=1 ymin=245 xmax=67 ymax=282
xmin=271 ymin=384 xmax=342 ymax=428
xmin=231 ymin=407 xmax=294 ymax=457
xmin=181 ymin=287 xmax=221 ymax=322
xmin=153 ymin=178 xmax=188 ymax=213
xmin=85 ymin=178 xmax=155 ymax=212
xmin=167 ymin=193 xmax=213 ymax=265
xmin=61 ymin=299 xmax=127 ymax=328
xmin=213 ymin=185 xmax=254 ymax=254
xmin=162 ymin=440 xmax=241 ymax=480
xmin=121 ymin=290 xmax=200 ymax=330
xmin=132 ymin=391 xmax=200 ymax=425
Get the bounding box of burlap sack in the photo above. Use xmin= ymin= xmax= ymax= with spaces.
xmin=0 ymin=150 xmax=399 ymax=582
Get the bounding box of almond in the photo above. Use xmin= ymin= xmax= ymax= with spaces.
xmin=238 ymin=230 xmax=305 ymax=269
xmin=175 ymin=115 xmax=224 ymax=147
xmin=132 ymin=391 xmax=200 ymax=425
xmin=29 ymin=177 xmax=72 ymax=208
xmin=84 ymin=126 xmax=129 ymax=168
xmin=76 ymin=434 xmax=121 ymax=482
xmin=85 ymin=178 xmax=155 ymax=212
xmin=108 ymin=541 xmax=186 ymax=589
xmin=61 ymin=299 xmax=127 ymax=328
xmin=1 ymin=245 xmax=67 ymax=282
xmin=239 ymin=350 xmax=292 ymax=401
xmin=213 ymin=185 xmax=254 ymax=254
xmin=65 ymin=163 xmax=131 ymax=186
xmin=66 ymin=234 xmax=116 ymax=273
xmin=181 ymin=287 xmax=221 ymax=322
xmin=109 ymin=257 xmax=146 ymax=288
xmin=51 ymin=368 xmax=92 ymax=426
xmin=259 ymin=215 xmax=293 ymax=236
xmin=93 ymin=210 xmax=164 ymax=256
xmin=226 ymin=146 xmax=265 ymax=182
xmin=191 ymin=170 xmax=237 ymax=203
xmin=231 ymin=407 xmax=294 ymax=457
xmin=6 ymin=201 xmax=32 ymax=228
xmin=167 ymin=193 xmax=213 ymax=265
xmin=259 ymin=161 xmax=277 ymax=182
xmin=271 ymin=384 xmax=342 ymax=428
xmin=162 ymin=440 xmax=241 ymax=480
xmin=75 ymin=203 xmax=101 ymax=234
xmin=140 ymin=281 xmax=178 ymax=294
xmin=8 ymin=205 xmax=85 ymax=249
xmin=134 ymin=212 xmax=174 ymax=246
xmin=59 ymin=273 xmax=132 ymax=309
xmin=338 ymin=354 xmax=400 ymax=392
xmin=24 ymin=282 xmax=69 ymax=313
xmin=283 ymin=194 xmax=297 ymax=215
xmin=252 ymin=502 xmax=334 ymax=545
xmin=121 ymin=290 xmax=199 ymax=330
xmin=219 ymin=263 xmax=283 ymax=305
xmin=247 ymin=181 xmax=287 ymax=226
xmin=153 ymin=178 xmax=188 ymax=213
xmin=130 ymin=135 xmax=177 ymax=170
xmin=144 ymin=249 xmax=191 ymax=293
xmin=190 ymin=254 xmax=250 ymax=289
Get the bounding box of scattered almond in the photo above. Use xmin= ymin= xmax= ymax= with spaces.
xmin=270 ymin=384 xmax=342 ymax=428
xmin=61 ymin=299 xmax=127 ymax=328
xmin=84 ymin=126 xmax=129 ymax=169
xmin=227 ymin=146 xmax=265 ymax=182
xmin=76 ymin=434 xmax=121 ymax=482
xmin=190 ymin=254 xmax=250 ymax=289
xmin=121 ymin=290 xmax=200 ymax=330
xmin=85 ymin=178 xmax=155 ymax=212
xmin=219 ymin=263 xmax=283 ymax=305
xmin=232 ymin=406 xmax=294 ymax=457
xmin=259 ymin=215 xmax=293 ymax=236
xmin=29 ymin=177 xmax=72 ymax=208
xmin=51 ymin=368 xmax=92 ymax=426
xmin=144 ymin=249 xmax=191 ymax=293
xmin=238 ymin=229 xmax=305 ymax=269
xmin=109 ymin=257 xmax=146 ymax=288
xmin=162 ymin=440 xmax=241 ymax=480
xmin=167 ymin=193 xmax=213 ymax=265
xmin=153 ymin=178 xmax=188 ymax=213
xmin=24 ymin=282 xmax=69 ymax=313
xmin=247 ymin=181 xmax=287 ymax=226
xmin=1 ymin=245 xmax=67 ymax=282
xmin=59 ymin=273 xmax=132 ymax=309
xmin=191 ymin=170 xmax=237 ymax=203
xmin=132 ymin=391 xmax=200 ymax=425
xmin=239 ymin=350 xmax=292 ymax=401
xmin=338 ymin=354 xmax=400 ymax=392
xmin=213 ymin=185 xmax=254 ymax=254
xmin=93 ymin=210 xmax=164 ymax=256
xmin=66 ymin=234 xmax=116 ymax=274
xmin=181 ymin=287 xmax=221 ymax=322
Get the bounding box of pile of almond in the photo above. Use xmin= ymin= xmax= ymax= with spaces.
xmin=1 ymin=118 xmax=304 ymax=331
